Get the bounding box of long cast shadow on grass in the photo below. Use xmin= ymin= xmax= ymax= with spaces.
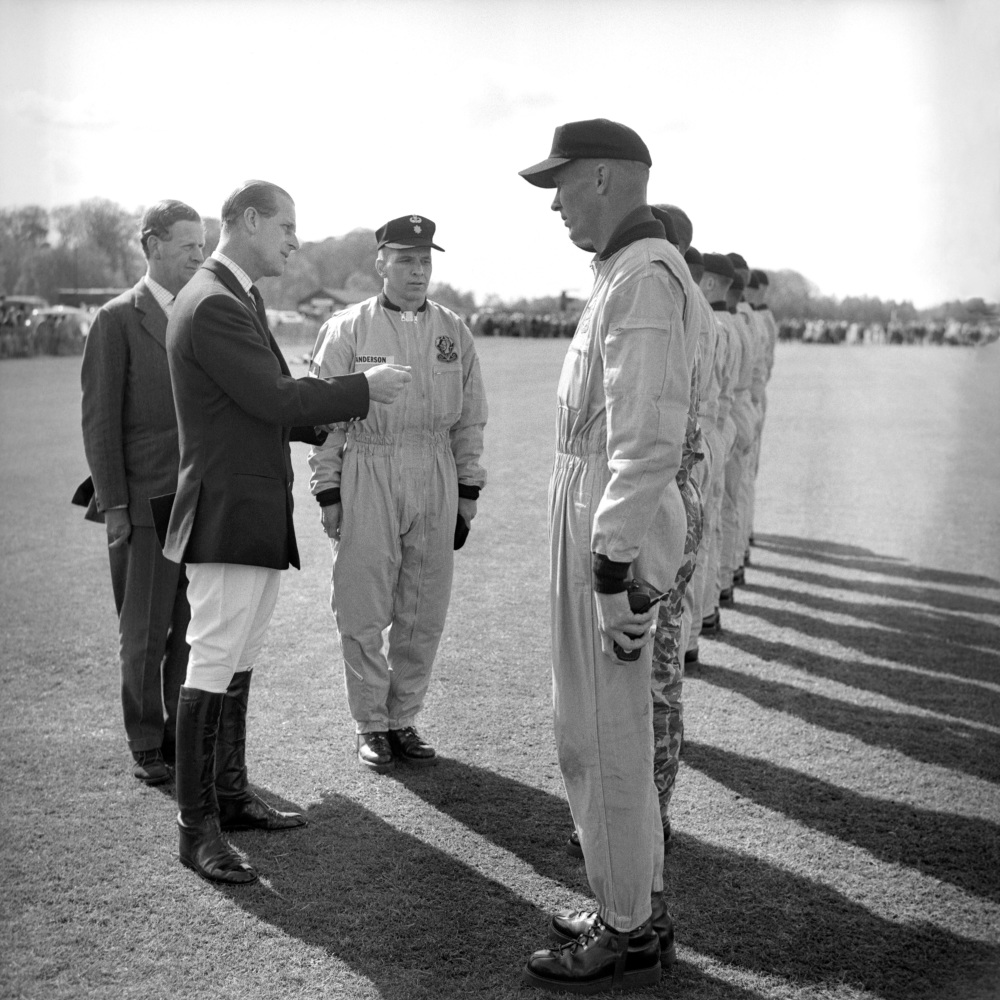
xmin=221 ymin=789 xmax=768 ymax=1000
xmin=736 ymin=580 xmax=1000 ymax=679
xmin=714 ymin=601 xmax=1000 ymax=724
xmin=386 ymin=760 xmax=995 ymax=1000
xmin=683 ymin=740 xmax=1000 ymax=904
xmin=753 ymin=534 xmax=1000 ymax=591
xmin=693 ymin=657 xmax=1000 ymax=783
xmin=751 ymin=562 xmax=1000 ymax=619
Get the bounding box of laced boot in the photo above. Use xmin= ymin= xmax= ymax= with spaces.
xmin=525 ymin=914 xmax=661 ymax=993
xmin=550 ymin=892 xmax=676 ymax=965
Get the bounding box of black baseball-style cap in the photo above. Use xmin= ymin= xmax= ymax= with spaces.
xmin=702 ymin=253 xmax=737 ymax=280
xmin=726 ymin=252 xmax=750 ymax=273
xmin=375 ymin=215 xmax=444 ymax=252
xmin=518 ymin=118 xmax=652 ymax=188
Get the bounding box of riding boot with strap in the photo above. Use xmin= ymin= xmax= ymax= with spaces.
xmin=215 ymin=670 xmax=306 ymax=831
xmin=175 ymin=685 xmax=257 ymax=885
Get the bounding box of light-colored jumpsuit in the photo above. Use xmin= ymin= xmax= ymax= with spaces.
xmin=737 ymin=301 xmax=768 ymax=560
xmin=690 ymin=299 xmax=734 ymax=636
xmin=550 ymin=227 xmax=694 ymax=932
xmin=744 ymin=304 xmax=779 ymax=547
xmin=719 ymin=307 xmax=755 ymax=592
xmin=309 ymin=295 xmax=487 ymax=733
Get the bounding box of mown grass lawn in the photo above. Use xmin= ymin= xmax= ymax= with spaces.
xmin=1 ymin=341 xmax=998 ymax=1000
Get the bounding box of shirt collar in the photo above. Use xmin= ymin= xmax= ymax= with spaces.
xmin=143 ymin=274 xmax=175 ymax=316
xmin=211 ymin=250 xmax=254 ymax=295
xmin=598 ymin=206 xmax=666 ymax=261
xmin=379 ymin=291 xmax=427 ymax=313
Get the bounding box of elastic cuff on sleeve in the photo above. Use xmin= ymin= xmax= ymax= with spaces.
xmin=592 ymin=553 xmax=630 ymax=594
xmin=458 ymin=483 xmax=481 ymax=500
xmin=315 ymin=487 xmax=341 ymax=507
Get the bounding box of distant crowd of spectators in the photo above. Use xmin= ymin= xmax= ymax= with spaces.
xmin=0 ymin=299 xmax=92 ymax=358
xmin=470 ymin=310 xmax=579 ymax=339
xmin=466 ymin=310 xmax=999 ymax=347
xmin=777 ymin=318 xmax=999 ymax=347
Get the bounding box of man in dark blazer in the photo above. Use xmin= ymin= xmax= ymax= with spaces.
xmin=162 ymin=179 xmax=411 ymax=885
xmin=81 ymin=199 xmax=206 ymax=785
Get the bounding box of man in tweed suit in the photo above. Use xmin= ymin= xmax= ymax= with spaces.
xmin=81 ymin=199 xmax=205 ymax=785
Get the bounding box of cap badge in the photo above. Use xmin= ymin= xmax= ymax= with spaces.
xmin=409 ymin=216 xmax=422 ymax=224
xmin=413 ymin=225 xmax=422 ymax=234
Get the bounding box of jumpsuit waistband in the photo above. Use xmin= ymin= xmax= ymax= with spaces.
xmin=347 ymin=430 xmax=451 ymax=455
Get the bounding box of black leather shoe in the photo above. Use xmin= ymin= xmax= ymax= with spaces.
xmin=132 ymin=749 xmax=170 ymax=785
xmin=684 ymin=646 xmax=699 ymax=665
xmin=732 ymin=566 xmax=745 ymax=586
xmin=357 ymin=732 xmax=394 ymax=772
xmin=566 ymin=829 xmax=583 ymax=858
xmin=701 ymin=607 xmax=722 ymax=634
xmin=387 ymin=726 xmax=436 ymax=765
xmin=549 ymin=893 xmax=676 ymax=966
xmin=719 ymin=587 xmax=734 ymax=606
xmin=526 ymin=915 xmax=661 ymax=993
xmin=219 ymin=792 xmax=306 ymax=831
xmin=178 ymin=814 xmax=258 ymax=885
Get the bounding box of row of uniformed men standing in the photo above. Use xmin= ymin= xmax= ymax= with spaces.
xmin=637 ymin=207 xmax=779 ymax=845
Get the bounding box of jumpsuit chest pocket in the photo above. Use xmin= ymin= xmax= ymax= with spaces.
xmin=557 ymin=343 xmax=590 ymax=414
xmin=432 ymin=365 xmax=463 ymax=423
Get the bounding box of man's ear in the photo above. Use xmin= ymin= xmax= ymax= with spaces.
xmin=242 ymin=206 xmax=258 ymax=233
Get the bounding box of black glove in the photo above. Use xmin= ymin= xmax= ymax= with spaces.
xmin=454 ymin=513 xmax=470 ymax=550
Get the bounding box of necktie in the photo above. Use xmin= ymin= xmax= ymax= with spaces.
xmin=249 ymin=285 xmax=269 ymax=331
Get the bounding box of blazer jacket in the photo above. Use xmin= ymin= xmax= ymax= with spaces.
xmin=162 ymin=258 xmax=369 ymax=570
xmin=80 ymin=279 xmax=179 ymax=527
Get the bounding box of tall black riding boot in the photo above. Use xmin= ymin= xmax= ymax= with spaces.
xmin=175 ymin=685 xmax=257 ymax=885
xmin=215 ymin=670 xmax=306 ymax=831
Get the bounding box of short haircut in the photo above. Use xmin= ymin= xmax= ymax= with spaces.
xmin=139 ymin=200 xmax=201 ymax=258
xmin=220 ymin=180 xmax=292 ymax=231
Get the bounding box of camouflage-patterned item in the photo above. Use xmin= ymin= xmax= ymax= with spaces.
xmin=651 ymin=359 xmax=704 ymax=829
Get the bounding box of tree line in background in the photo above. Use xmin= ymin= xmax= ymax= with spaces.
xmin=0 ymin=199 xmax=995 ymax=325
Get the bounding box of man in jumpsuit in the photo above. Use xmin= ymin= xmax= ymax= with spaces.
xmin=743 ymin=269 xmax=778 ymax=556
xmin=519 ymin=119 xmax=695 ymax=994
xmin=718 ymin=265 xmax=756 ymax=606
xmin=728 ymin=252 xmax=767 ymax=589
xmin=691 ymin=253 xmax=738 ymax=641
xmin=308 ymin=216 xmax=487 ymax=772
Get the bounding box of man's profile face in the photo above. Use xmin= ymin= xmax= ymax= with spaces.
xmin=253 ymin=195 xmax=299 ymax=278
xmin=379 ymin=247 xmax=433 ymax=306
xmin=550 ymin=160 xmax=596 ymax=249
xmin=150 ymin=220 xmax=205 ymax=294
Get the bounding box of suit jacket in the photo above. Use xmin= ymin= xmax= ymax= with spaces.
xmin=80 ymin=279 xmax=179 ymax=527
xmin=162 ymin=258 xmax=370 ymax=570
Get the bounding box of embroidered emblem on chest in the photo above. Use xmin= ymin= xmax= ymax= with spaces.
xmin=435 ymin=335 xmax=458 ymax=362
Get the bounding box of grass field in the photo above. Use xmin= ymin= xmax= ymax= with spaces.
xmin=1 ymin=341 xmax=998 ymax=1000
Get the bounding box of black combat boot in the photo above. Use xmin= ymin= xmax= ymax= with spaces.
xmin=549 ymin=892 xmax=676 ymax=965
xmin=525 ymin=914 xmax=661 ymax=993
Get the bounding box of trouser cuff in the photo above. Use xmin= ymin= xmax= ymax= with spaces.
xmin=598 ymin=902 xmax=652 ymax=933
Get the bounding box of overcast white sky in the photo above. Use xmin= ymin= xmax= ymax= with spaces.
xmin=1 ymin=0 xmax=997 ymax=307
